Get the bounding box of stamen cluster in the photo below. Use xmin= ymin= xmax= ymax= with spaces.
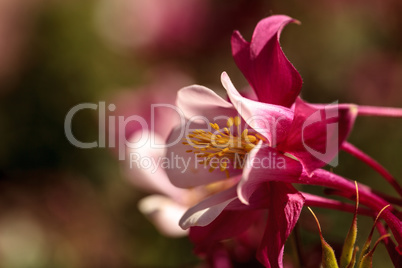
xmin=183 ymin=116 xmax=262 ymax=177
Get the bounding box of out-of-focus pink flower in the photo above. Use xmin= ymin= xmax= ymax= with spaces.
xmin=110 ymin=69 xmax=190 ymax=143
xmin=95 ymin=0 xmax=209 ymax=54
xmin=110 ymin=69 xmax=193 ymax=237
xmin=95 ymin=0 xmax=270 ymax=57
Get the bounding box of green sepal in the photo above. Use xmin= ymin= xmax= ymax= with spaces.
xmin=340 ymin=182 xmax=359 ymax=267
xmin=346 ymin=247 xmax=358 ymax=268
xmin=307 ymin=207 xmax=339 ymax=268
xmin=357 ymin=204 xmax=390 ymax=265
xmin=321 ymin=239 xmax=340 ymax=268
xmin=358 ymin=234 xmax=390 ymax=268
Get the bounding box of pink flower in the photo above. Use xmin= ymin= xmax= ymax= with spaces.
xmin=161 ymin=14 xmax=402 ymax=266
xmin=163 ymin=71 xmax=355 ymax=266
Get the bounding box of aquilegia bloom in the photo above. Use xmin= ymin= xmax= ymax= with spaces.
xmin=164 ymin=70 xmax=355 ymax=267
xmin=161 ymin=14 xmax=402 ymax=267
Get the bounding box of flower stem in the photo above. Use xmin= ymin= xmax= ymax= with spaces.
xmin=302 ymin=192 xmax=373 ymax=216
xmin=324 ymin=188 xmax=402 ymax=207
xmin=296 ymin=169 xmax=402 ymax=254
xmin=341 ymin=142 xmax=402 ymax=197
xmin=357 ymin=105 xmax=402 ymax=117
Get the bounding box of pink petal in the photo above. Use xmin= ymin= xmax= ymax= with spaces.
xmin=237 ymin=145 xmax=303 ymax=205
xmin=278 ymin=98 xmax=357 ymax=175
xmin=176 ymin=85 xmax=238 ymax=120
xmin=221 ymin=72 xmax=294 ymax=146
xmin=179 ymin=186 xmax=239 ymax=229
xmin=138 ymin=195 xmax=188 ymax=237
xmin=231 ymin=15 xmax=302 ymax=107
xmin=165 ymin=125 xmax=242 ymax=188
xmin=125 ymin=131 xmax=186 ymax=202
xmin=257 ymin=182 xmax=304 ymax=267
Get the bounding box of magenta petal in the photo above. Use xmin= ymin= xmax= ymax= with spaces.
xmin=231 ymin=15 xmax=302 ymax=107
xmin=221 ymin=72 xmax=294 ymax=145
xmin=237 ymin=145 xmax=303 ymax=205
xmin=278 ymin=98 xmax=357 ymax=175
xmin=189 ymin=209 xmax=263 ymax=255
xmin=257 ymin=182 xmax=304 ymax=267
xmin=205 ymin=244 xmax=233 ymax=268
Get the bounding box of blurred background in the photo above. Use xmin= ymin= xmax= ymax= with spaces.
xmin=0 ymin=0 xmax=401 ymax=267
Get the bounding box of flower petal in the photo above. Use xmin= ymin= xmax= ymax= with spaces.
xmin=179 ymin=185 xmax=239 ymax=229
xmin=231 ymin=15 xmax=302 ymax=107
xmin=278 ymin=98 xmax=357 ymax=175
xmin=125 ymin=131 xmax=186 ymax=201
xmin=189 ymin=209 xmax=264 ymax=255
xmin=176 ymin=85 xmax=238 ymax=120
xmin=165 ymin=124 xmax=242 ymax=188
xmin=237 ymin=144 xmax=303 ymax=205
xmin=221 ymin=72 xmax=294 ymax=146
xmin=138 ymin=194 xmax=188 ymax=237
xmin=257 ymin=182 xmax=304 ymax=267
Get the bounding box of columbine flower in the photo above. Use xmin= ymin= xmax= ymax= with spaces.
xmin=163 ymin=71 xmax=355 ymax=266
xmin=163 ymin=14 xmax=402 ymax=266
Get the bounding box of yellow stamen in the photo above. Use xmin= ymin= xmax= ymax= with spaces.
xmin=234 ymin=116 xmax=241 ymax=126
xmin=220 ymin=162 xmax=228 ymax=172
xmin=184 ymin=118 xmax=263 ymax=177
xmin=246 ymin=135 xmax=257 ymax=143
xmin=241 ymin=129 xmax=248 ymax=139
xmin=227 ymin=117 xmax=234 ymax=127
